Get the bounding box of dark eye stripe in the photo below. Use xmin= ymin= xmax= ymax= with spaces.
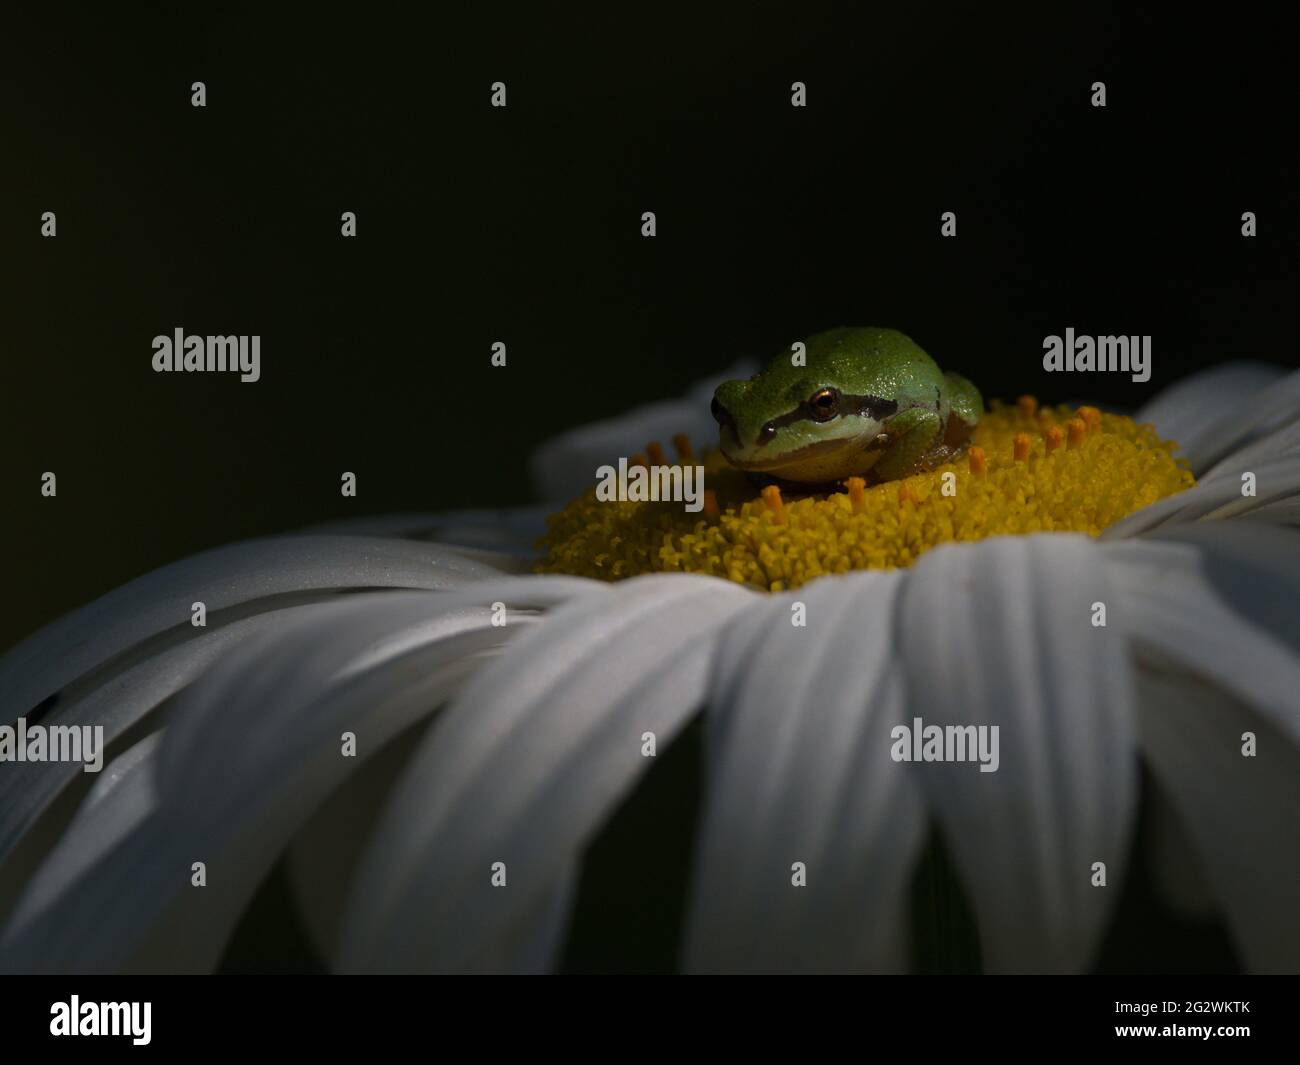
xmin=762 ymin=406 xmax=815 ymax=434
xmin=846 ymin=393 xmax=899 ymax=420
xmin=753 ymin=392 xmax=898 ymax=445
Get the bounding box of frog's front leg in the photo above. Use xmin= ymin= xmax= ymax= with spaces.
xmin=869 ymin=406 xmax=944 ymax=482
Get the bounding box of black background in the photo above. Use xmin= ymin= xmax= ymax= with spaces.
xmin=4 ymin=2 xmax=1297 ymax=653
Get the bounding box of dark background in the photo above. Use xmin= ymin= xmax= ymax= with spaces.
xmin=4 ymin=2 xmax=1297 ymax=653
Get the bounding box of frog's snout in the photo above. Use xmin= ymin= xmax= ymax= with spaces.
xmin=713 ymin=390 xmax=777 ymax=459
xmin=710 ymin=393 xmax=737 ymax=438
xmin=711 ymin=393 xmax=750 ymax=449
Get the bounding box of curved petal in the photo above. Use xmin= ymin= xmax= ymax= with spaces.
xmin=1239 ymin=497 xmax=1300 ymax=526
xmin=0 ymin=535 xmax=503 ymax=725
xmin=1102 ymin=523 xmax=1300 ymax=746
xmin=1201 ymin=418 xmax=1300 ymax=482
xmin=0 ymin=572 xmax=592 ymax=880
xmin=335 ymin=573 xmax=757 ymax=973
xmin=0 ymin=577 xmax=601 ymax=974
xmin=1101 ymin=522 xmax=1300 ymax=970
xmin=1134 ymin=662 xmax=1300 ymax=972
xmin=896 ymin=535 xmax=1138 ymax=973
xmin=283 ymin=720 xmax=433 ymax=964
xmin=2 ymin=734 xmax=162 ymax=937
xmin=0 ymin=601 xmax=350 ymax=876
xmin=1187 ymin=367 xmax=1300 ymax=474
xmin=1136 ymin=361 xmax=1291 ymax=473
xmin=468 ymin=868 xmax=580 ymax=975
xmin=286 ymin=711 xmax=578 ymax=976
xmin=529 ymin=360 xmax=757 ymax=502
xmin=1100 ymin=455 xmax=1300 ymax=539
xmin=683 ymin=569 xmax=927 ymax=973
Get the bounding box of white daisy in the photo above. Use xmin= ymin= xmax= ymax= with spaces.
xmin=1 ymin=362 xmax=1298 ymax=973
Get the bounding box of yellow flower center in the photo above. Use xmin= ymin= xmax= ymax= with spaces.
xmin=536 ymin=399 xmax=1195 ymax=592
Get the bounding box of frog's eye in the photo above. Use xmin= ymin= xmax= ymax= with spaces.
xmin=807 ymin=387 xmax=840 ymax=421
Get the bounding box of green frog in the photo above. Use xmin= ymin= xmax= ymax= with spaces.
xmin=712 ymin=327 xmax=983 ymax=486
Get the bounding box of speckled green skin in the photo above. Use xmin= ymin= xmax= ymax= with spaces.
xmin=713 ymin=326 xmax=983 ymax=485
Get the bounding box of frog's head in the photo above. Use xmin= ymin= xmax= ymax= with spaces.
xmin=711 ymin=340 xmax=900 ymax=480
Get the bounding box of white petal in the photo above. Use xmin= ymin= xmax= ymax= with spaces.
xmin=1190 ymin=366 xmax=1300 ymax=473
xmin=1240 ymin=497 xmax=1300 ymax=526
xmin=1201 ymin=418 xmax=1300 ymax=483
xmin=283 ymin=583 xmax=597 ymax=965
xmin=462 ymin=869 xmax=579 ymax=975
xmin=897 ymin=535 xmax=1138 ymax=973
xmin=1137 ymin=361 xmax=1291 ymax=472
xmin=153 ymin=579 xmax=596 ymax=805
xmin=1135 ymin=663 xmax=1300 ymax=972
xmin=529 ymin=360 xmax=756 ymax=501
xmin=0 ymin=577 xmax=600 ymax=973
xmin=2 ymin=735 xmax=161 ymax=937
xmin=1102 ymin=523 xmax=1300 ymax=749
xmin=684 ymin=569 xmax=927 ymax=972
xmin=1103 ymin=522 xmax=1300 ymax=967
xmin=0 ymin=601 xmax=348 ymax=875
xmin=1100 ymin=455 xmax=1300 ymax=539
xmin=336 ymin=573 xmax=756 ymax=973
xmin=0 ymin=535 xmax=503 ymax=726
xmin=0 ymin=562 xmax=577 ymax=876
xmin=284 ymin=721 xmax=434 ymax=965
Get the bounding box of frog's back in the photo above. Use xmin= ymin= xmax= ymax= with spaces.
xmin=801 ymin=327 xmax=944 ymax=403
xmin=803 ymin=326 xmax=932 ymax=367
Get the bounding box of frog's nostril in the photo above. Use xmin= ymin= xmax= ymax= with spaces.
xmin=757 ymin=421 xmax=777 ymax=446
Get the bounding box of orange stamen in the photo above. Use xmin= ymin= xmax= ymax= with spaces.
xmin=968 ymin=446 xmax=987 ymax=477
xmin=1079 ymin=406 xmax=1102 ymax=433
xmin=629 ymin=452 xmax=648 ymax=469
xmin=1017 ymin=395 xmax=1038 ymax=419
xmin=761 ymin=484 xmax=785 ymax=523
xmin=646 ymin=441 xmax=667 ymax=466
xmin=702 ymin=489 xmax=719 ymax=519
xmin=1013 ymin=433 xmax=1031 ymax=461
xmin=1043 ymin=425 xmax=1064 ymax=453
xmin=846 ymin=476 xmax=867 ymax=513
xmin=1067 ymin=418 xmax=1087 ymax=449
xmin=672 ymin=433 xmax=695 ymax=461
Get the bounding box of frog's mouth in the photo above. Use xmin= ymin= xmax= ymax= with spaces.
xmin=720 ymin=434 xmax=871 ymax=473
